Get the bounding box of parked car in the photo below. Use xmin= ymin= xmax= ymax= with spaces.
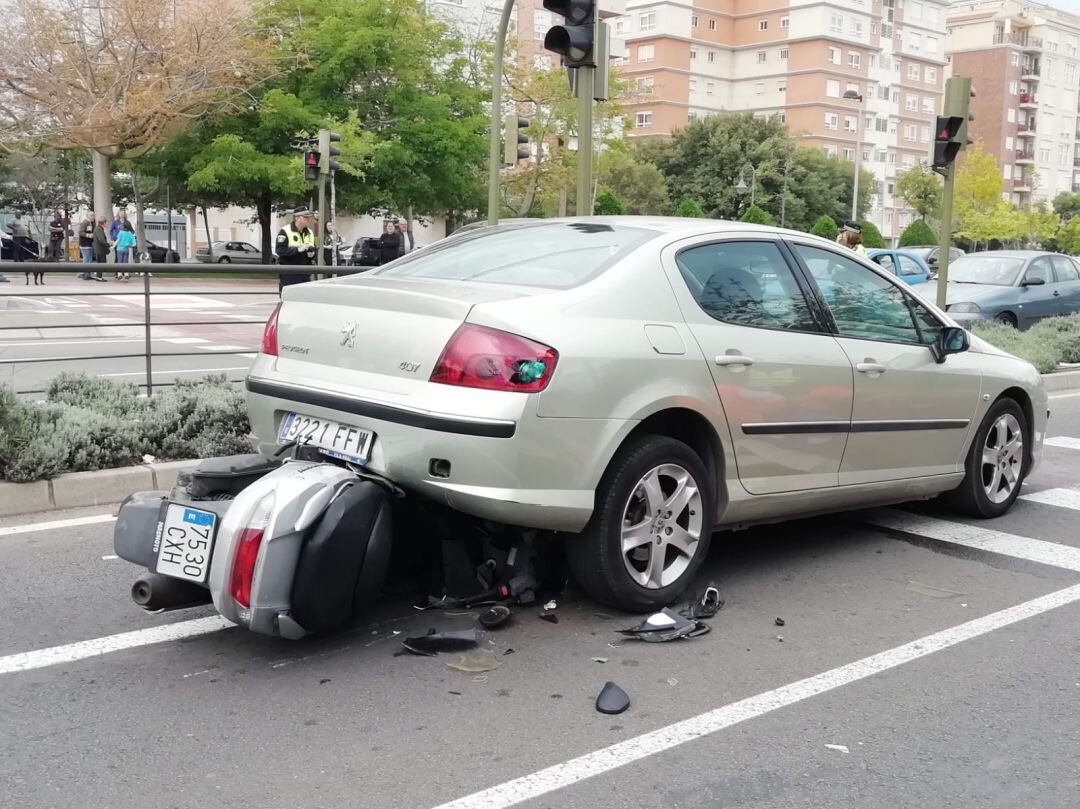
xmin=349 ymin=236 xmax=382 ymax=267
xmin=245 ymin=218 xmax=1047 ymax=611
xmin=867 ymin=248 xmax=932 ymax=285
xmin=1 ymin=232 xmax=40 ymax=261
xmin=902 ymin=244 xmax=965 ymax=272
xmin=143 ymin=241 xmax=181 ymax=263
xmin=921 ymin=250 xmax=1080 ymax=330
xmin=195 ymin=240 xmax=265 ymax=264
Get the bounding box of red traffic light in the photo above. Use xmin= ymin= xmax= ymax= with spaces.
xmin=305 ymin=150 xmax=319 ymax=165
xmin=934 ymin=115 xmax=964 ymax=142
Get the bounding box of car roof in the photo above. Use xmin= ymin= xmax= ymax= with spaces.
xmin=961 ymin=250 xmax=1049 ymax=259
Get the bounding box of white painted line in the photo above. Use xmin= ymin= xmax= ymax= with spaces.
xmin=1048 ymin=391 xmax=1080 ymax=400
xmin=1020 ymin=487 xmax=1080 ymax=511
xmin=1045 ymin=436 xmax=1080 ymax=451
xmin=431 ymin=583 xmax=1080 ymax=809
xmin=0 ymin=338 xmax=145 ymax=347
xmin=202 ymin=344 xmax=249 ymax=352
xmin=0 ymin=513 xmax=115 ymax=538
xmin=101 ymin=554 xmax=119 ymax=561
xmin=102 ymin=366 xmax=250 ymax=378
xmin=162 ymin=337 xmax=209 ymax=345
xmin=863 ymin=510 xmax=1080 ymax=572
xmin=0 ymin=615 xmax=234 ymax=675
xmin=240 ymin=353 xmax=257 ymax=359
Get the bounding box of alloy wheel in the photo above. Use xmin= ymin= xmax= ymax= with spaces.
xmin=981 ymin=413 xmax=1024 ymax=504
xmin=620 ymin=464 xmax=703 ymax=589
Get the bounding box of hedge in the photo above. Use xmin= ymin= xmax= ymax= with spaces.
xmin=971 ymin=315 xmax=1080 ymax=374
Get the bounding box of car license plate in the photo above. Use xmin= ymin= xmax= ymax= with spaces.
xmin=154 ymin=504 xmax=217 ymax=584
xmin=277 ymin=412 xmax=375 ymax=464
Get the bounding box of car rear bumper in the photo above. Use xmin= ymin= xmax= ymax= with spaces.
xmin=246 ymin=372 xmax=632 ymax=532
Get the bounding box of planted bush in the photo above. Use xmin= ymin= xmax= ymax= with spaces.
xmin=0 ymin=375 xmax=252 ymax=483
xmin=971 ymin=314 xmax=1080 ymax=374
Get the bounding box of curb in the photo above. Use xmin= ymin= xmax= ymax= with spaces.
xmin=1043 ymin=367 xmax=1080 ymax=393
xmin=0 ymin=460 xmax=195 ymax=519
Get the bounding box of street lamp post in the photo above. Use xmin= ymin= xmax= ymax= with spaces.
xmin=735 ymin=164 xmax=757 ymax=209
xmin=843 ymin=89 xmax=866 ymax=222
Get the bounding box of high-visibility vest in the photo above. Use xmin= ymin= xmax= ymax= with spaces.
xmin=286 ymin=227 xmax=315 ymax=249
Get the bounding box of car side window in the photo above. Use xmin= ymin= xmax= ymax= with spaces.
xmin=675 ymin=240 xmax=820 ymax=332
xmin=792 ymin=243 xmax=932 ymax=344
xmin=897 ymin=255 xmax=924 ymax=276
xmin=1025 ymin=257 xmax=1052 ymax=284
xmin=1052 ymin=256 xmax=1079 ymax=282
xmin=873 ymin=253 xmax=896 ymax=273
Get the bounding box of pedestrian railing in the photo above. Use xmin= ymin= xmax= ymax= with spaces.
xmin=0 ymin=262 xmax=362 ymax=396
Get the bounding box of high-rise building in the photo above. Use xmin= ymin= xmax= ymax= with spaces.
xmin=947 ymin=0 xmax=1080 ymax=206
xmin=617 ymin=1 xmax=950 ymax=243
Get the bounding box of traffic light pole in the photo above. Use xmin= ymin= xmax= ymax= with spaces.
xmin=487 ymin=0 xmax=517 ymax=226
xmin=317 ymin=175 xmax=326 ymax=268
xmin=576 ymin=65 xmax=595 ymax=216
xmin=936 ymin=164 xmax=955 ymax=310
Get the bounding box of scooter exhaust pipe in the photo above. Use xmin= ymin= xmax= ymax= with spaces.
xmin=131 ymin=573 xmax=213 ymax=611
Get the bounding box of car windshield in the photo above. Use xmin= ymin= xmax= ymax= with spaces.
xmin=376 ymin=222 xmax=655 ymax=289
xmin=947 ymin=255 xmax=1026 ymax=285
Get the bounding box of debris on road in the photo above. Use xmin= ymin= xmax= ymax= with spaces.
xmin=619 ymin=608 xmax=710 ymax=642
xmin=666 ymin=678 xmax=678 ymax=686
xmin=446 ymin=651 xmax=501 ymax=673
xmin=400 ymin=628 xmax=480 ymax=656
xmin=825 ymin=744 xmax=850 ymax=754
xmin=539 ymin=611 xmax=559 ymax=624
xmin=775 ymin=617 xmax=786 ymax=627
xmin=595 ymin=681 xmax=630 ymax=715
xmin=682 ymin=584 xmax=723 ymax=620
xmin=591 ymin=657 xmax=609 ymax=664
xmin=478 ymin=605 xmax=512 ymax=629
xmin=543 ymin=599 xmax=558 ymax=611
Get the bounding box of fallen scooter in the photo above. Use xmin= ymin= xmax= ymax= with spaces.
xmin=114 ymin=453 xmax=394 ymax=639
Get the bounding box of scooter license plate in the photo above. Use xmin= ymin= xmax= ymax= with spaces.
xmin=154 ymin=504 xmax=217 ymax=584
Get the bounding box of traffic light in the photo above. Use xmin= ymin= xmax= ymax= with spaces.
xmin=932 ymin=115 xmax=964 ymax=171
xmin=544 ymin=0 xmax=598 ymax=68
xmin=304 ymin=150 xmax=320 ymax=182
xmin=504 ymin=114 xmax=530 ymax=164
xmin=318 ymin=129 xmax=341 ymax=175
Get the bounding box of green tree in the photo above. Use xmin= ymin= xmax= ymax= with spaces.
xmin=894 ymin=164 xmax=941 ymax=220
xmin=1023 ymin=203 xmax=1060 ymax=248
xmin=739 ymin=204 xmax=776 ymax=225
xmin=899 ymin=219 xmax=938 ymax=247
xmin=593 ymin=190 xmax=625 ymax=215
xmin=1053 ymin=192 xmax=1080 ymax=222
xmin=1057 ymin=216 xmax=1080 ymax=253
xmin=859 ymin=220 xmax=886 ymax=248
xmin=780 ymin=149 xmax=875 ymax=232
xmin=809 ymin=215 xmax=838 ymax=241
xmin=675 ymin=199 xmax=706 ymax=218
xmin=596 ymin=144 xmax=669 ymax=215
xmin=954 ymin=141 xmax=1004 ymax=247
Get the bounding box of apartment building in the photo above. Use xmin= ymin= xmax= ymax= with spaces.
xmin=948 ymin=0 xmax=1080 ymax=206
xmin=616 ymin=0 xmax=949 ymax=242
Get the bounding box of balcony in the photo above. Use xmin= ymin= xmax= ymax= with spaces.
xmin=1016 ymin=150 xmax=1035 ymax=164
xmin=1013 ymin=178 xmax=1032 ymax=192
xmin=994 ymin=31 xmax=1043 ymax=52
xmin=1022 ymin=62 xmax=1041 ymax=81
xmin=1017 ymin=122 xmax=1036 ymax=136
xmin=1019 ymin=92 xmax=1038 ymax=108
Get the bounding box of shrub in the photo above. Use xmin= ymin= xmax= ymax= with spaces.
xmin=593 ymin=190 xmax=625 ymax=215
xmin=859 ymin=220 xmax=886 ymax=248
xmin=739 ymin=205 xmax=776 ymax=225
xmin=898 ymin=219 xmax=938 ymax=247
xmin=674 ymin=199 xmax=706 ymax=218
xmin=809 ymin=215 xmax=838 ymax=241
xmin=971 ymin=314 xmax=1080 ymax=374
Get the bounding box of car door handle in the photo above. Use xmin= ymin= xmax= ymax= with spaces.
xmin=1053 ymin=290 xmax=1061 ymax=297
xmin=856 ymin=361 xmax=887 ymax=375
xmin=714 ymin=354 xmax=754 ymax=367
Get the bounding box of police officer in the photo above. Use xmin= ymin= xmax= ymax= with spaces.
xmin=275 ymin=205 xmax=317 ymax=290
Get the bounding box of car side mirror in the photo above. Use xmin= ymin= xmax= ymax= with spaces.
xmin=931 ymin=326 xmax=969 ymax=364
xmin=1022 ymin=276 xmax=1046 ymax=286
xmin=927 ymin=256 xmax=938 ymax=266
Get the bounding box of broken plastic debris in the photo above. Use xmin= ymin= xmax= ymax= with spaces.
xmin=775 ymin=617 xmax=786 ymax=627
xmin=666 ymin=678 xmax=678 ymax=686
xmin=543 ymin=600 xmax=558 ymax=611
xmin=503 ymin=648 xmax=515 ymax=656
xmin=619 ymin=608 xmax=710 ymax=643
xmin=478 ymin=605 xmax=512 ymax=629
xmin=446 ymin=650 xmax=501 ymax=673
xmin=539 ymin=612 xmax=559 ymax=624
xmin=591 ymin=657 xmax=609 ymax=664
xmin=825 ymin=744 xmax=850 ymax=754
xmin=400 ymin=628 xmax=480 ymax=656
xmin=776 ymin=635 xmax=784 ymax=642
xmin=142 ymin=454 xmax=156 ymax=464
xmin=682 ymin=585 xmax=723 ymax=620
xmin=595 ymin=681 xmax=630 ymax=715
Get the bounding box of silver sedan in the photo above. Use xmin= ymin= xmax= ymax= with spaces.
xmin=245 ymin=218 xmax=1048 ymax=611
xmin=195 ymin=241 xmax=265 ymax=264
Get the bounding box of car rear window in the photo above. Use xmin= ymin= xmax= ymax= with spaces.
xmin=375 ymin=222 xmax=655 ymax=289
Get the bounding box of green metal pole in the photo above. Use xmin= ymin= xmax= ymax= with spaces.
xmin=487 ymin=0 xmax=517 ymax=225
xmin=576 ymin=66 xmax=595 ymax=215
xmin=316 ymin=174 xmax=326 ymax=268
xmin=936 ymin=163 xmax=955 ymax=311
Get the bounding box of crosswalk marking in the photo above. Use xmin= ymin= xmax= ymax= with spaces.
xmin=1045 ymin=436 xmax=1080 ymax=451
xmin=863 ymin=509 xmax=1080 ymax=573
xmin=1020 ymin=487 xmax=1080 ymax=511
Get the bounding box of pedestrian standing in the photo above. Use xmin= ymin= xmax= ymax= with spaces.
xmin=77 ymin=212 xmax=96 ymax=279
xmin=379 ymin=221 xmax=401 ymax=265
xmin=47 ymin=211 xmax=65 ymax=261
xmin=274 ymin=205 xmax=317 ymax=290
xmin=114 ymin=221 xmax=136 ymax=280
xmin=838 ymin=221 xmax=868 ymax=258
xmin=396 ymin=218 xmax=414 ymax=257
xmin=91 ymin=215 xmax=110 ymax=281
xmin=109 ymin=209 xmax=127 ymax=243
xmin=6 ymin=212 xmax=35 ymax=263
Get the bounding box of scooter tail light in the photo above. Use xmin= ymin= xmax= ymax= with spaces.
xmin=229 ymin=492 xmax=275 ymax=610
xmin=430 ymin=324 xmax=558 ymax=393
xmin=260 ymin=303 xmax=282 ymax=356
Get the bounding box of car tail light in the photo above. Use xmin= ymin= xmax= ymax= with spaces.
xmin=431 ymin=324 xmax=558 ymax=393
xmin=260 ymin=303 xmax=281 ymax=356
xmin=229 ymin=493 xmax=275 ymax=609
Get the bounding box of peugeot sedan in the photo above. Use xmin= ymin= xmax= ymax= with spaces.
xmin=245 ymin=218 xmax=1047 ymax=611
xmin=195 ymin=241 xmax=265 ymax=264
xmin=923 ymin=250 xmax=1080 ymax=329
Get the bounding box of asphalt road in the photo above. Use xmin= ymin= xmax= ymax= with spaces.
xmin=0 ymin=276 xmax=278 ymax=395
xmin=2 ymin=393 xmax=1080 ymax=808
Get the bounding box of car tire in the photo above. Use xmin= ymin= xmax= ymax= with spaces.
xmin=218 ymin=256 xmax=231 ymax=264
xmin=566 ymin=435 xmax=715 ymax=612
xmin=995 ymin=312 xmax=1018 ymax=327
xmin=945 ymin=397 xmax=1028 ymax=518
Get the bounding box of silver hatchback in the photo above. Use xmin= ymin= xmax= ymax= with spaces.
xmin=245 ymin=218 xmax=1047 ymax=611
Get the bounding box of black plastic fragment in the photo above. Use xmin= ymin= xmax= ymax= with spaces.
xmin=596 ymin=681 xmax=630 ymax=715
xmin=775 ymin=617 xmax=786 ymax=627
xmin=539 ymin=612 xmax=559 ymax=624
xmin=479 ymin=605 xmax=512 ymax=629
xmin=401 ymin=628 xmax=480 ymax=656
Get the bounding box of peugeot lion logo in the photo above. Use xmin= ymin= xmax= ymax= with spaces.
xmin=340 ymin=321 xmax=357 ymax=348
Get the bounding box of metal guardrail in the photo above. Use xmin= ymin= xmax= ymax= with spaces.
xmin=0 ymin=262 xmax=366 ymax=396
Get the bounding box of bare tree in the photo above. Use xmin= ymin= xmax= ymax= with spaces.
xmin=0 ymin=0 xmax=268 ymax=224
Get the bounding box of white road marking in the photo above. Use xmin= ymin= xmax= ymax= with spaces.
xmin=102 ymin=366 xmax=250 ymax=377
xmin=101 ymin=554 xmax=119 ymax=561
xmin=202 ymin=344 xmax=250 ymax=352
xmin=0 ymin=338 xmax=145 ymax=347
xmin=1048 ymin=391 xmax=1080 ymax=400
xmin=162 ymin=337 xmax=209 ymax=345
xmin=1045 ymin=436 xmax=1080 ymax=451
xmin=0 ymin=513 xmax=115 ymax=538
xmin=864 ymin=509 xmax=1080 ymax=572
xmin=1020 ymin=487 xmax=1080 ymax=511
xmin=240 ymin=353 xmax=257 ymax=359
xmin=0 ymin=616 xmax=233 ymax=675
xmin=430 ymin=583 xmax=1080 ymax=809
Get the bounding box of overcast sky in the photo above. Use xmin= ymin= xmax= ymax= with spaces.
xmin=1037 ymin=0 xmax=1080 ymax=14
